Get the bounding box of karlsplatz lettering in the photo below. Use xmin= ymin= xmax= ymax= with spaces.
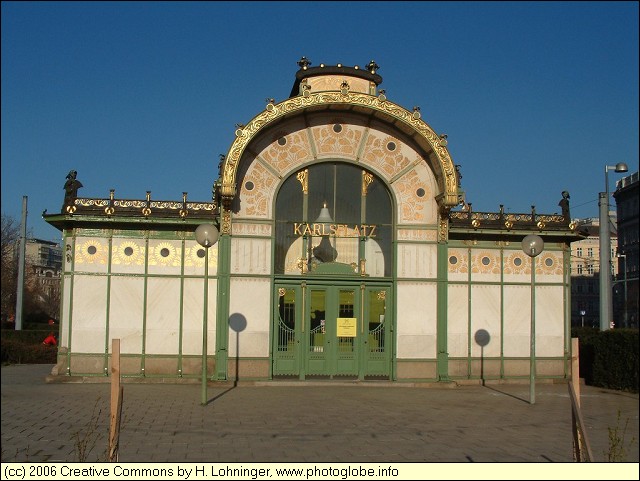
xmin=293 ymin=223 xmax=377 ymax=238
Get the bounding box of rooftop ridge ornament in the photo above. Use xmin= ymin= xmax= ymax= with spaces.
xmin=366 ymin=60 xmax=379 ymax=74
xmin=297 ymin=56 xmax=311 ymax=70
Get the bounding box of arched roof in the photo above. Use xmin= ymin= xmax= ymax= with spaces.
xmin=220 ymin=91 xmax=459 ymax=209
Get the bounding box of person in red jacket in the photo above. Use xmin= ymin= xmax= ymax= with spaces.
xmin=43 ymin=332 xmax=57 ymax=346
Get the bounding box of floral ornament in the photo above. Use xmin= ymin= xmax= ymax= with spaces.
xmin=76 ymin=239 xmax=106 ymax=265
xmin=153 ymin=242 xmax=178 ymax=266
xmin=113 ymin=240 xmax=144 ymax=266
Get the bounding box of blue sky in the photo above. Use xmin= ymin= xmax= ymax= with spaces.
xmin=2 ymin=1 xmax=638 ymax=242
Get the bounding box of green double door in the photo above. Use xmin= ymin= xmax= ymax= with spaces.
xmin=273 ymin=282 xmax=392 ymax=379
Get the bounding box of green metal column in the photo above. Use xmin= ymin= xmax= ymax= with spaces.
xmin=216 ymin=231 xmax=231 ymax=380
xmin=563 ymin=246 xmax=571 ymax=378
xmin=64 ymin=231 xmax=76 ymax=376
xmin=103 ymin=234 xmax=113 ymax=376
xmin=436 ymin=241 xmax=450 ymax=381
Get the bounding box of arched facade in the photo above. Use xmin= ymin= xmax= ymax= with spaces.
xmin=44 ymin=60 xmax=581 ymax=384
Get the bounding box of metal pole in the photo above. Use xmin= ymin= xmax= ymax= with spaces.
xmin=530 ymin=254 xmax=536 ymax=405
xmin=15 ymin=196 xmax=28 ymax=331
xmin=622 ymin=255 xmax=627 ymax=328
xmin=598 ymin=190 xmax=610 ymax=331
xmin=201 ymin=247 xmax=209 ymax=406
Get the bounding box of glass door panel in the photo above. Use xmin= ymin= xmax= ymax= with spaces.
xmin=335 ymin=289 xmax=358 ymax=376
xmin=364 ymin=287 xmax=390 ymax=376
xmin=307 ymin=289 xmax=328 ymax=375
xmin=273 ymin=282 xmax=391 ymax=379
xmin=273 ymin=286 xmax=300 ymax=375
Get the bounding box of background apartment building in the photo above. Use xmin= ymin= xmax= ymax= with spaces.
xmin=613 ymin=171 xmax=639 ymax=328
xmin=570 ymin=170 xmax=639 ymax=329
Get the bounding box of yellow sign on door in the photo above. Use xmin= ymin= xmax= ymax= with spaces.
xmin=336 ymin=317 xmax=357 ymax=337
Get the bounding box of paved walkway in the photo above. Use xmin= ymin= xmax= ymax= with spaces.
xmin=1 ymin=364 xmax=638 ymax=464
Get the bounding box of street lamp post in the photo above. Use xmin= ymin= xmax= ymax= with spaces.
xmin=522 ymin=234 xmax=544 ymax=405
xmin=195 ymin=223 xmax=220 ymax=406
xmin=580 ymin=310 xmax=586 ymax=328
xmin=599 ymin=162 xmax=628 ymax=331
xmin=617 ymin=253 xmax=627 ymax=328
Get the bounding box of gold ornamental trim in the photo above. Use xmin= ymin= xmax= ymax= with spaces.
xmin=296 ymin=169 xmax=309 ymax=194
xmin=362 ymin=170 xmax=374 ymax=196
xmin=220 ymin=91 xmax=458 ymax=207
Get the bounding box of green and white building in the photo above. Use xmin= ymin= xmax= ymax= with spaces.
xmin=44 ymin=59 xmax=582 ymax=383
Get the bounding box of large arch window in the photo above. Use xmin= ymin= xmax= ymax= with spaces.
xmin=275 ymin=162 xmax=393 ymax=277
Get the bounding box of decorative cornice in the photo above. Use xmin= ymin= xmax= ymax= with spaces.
xmin=55 ymin=196 xmax=217 ymax=219
xmin=449 ymin=210 xmax=576 ymax=234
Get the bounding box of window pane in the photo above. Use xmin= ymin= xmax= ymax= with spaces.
xmin=275 ymin=162 xmax=393 ymax=277
xmin=275 ymin=175 xmax=303 ymax=274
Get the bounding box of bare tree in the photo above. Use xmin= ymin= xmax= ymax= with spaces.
xmin=1 ymin=214 xmax=59 ymax=325
xmin=1 ymin=214 xmax=20 ymax=321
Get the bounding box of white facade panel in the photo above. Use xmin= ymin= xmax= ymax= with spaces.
xmin=230 ymin=238 xmax=271 ymax=275
xmin=396 ymin=282 xmax=437 ymax=358
xmin=181 ymin=277 xmax=218 ymax=356
xmin=469 ymin=285 xmax=501 ymax=358
xmin=470 ymin=249 xmax=501 ymax=283
xmin=229 ymin=278 xmax=271 ymax=357
xmin=60 ymin=275 xmax=72 ymax=348
xmin=447 ymin=248 xmax=469 ymax=283
xmin=145 ymin=277 xmax=181 ymax=355
xmin=397 ymin=243 xmax=436 ymax=279
xmin=502 ymin=249 xmax=532 ymax=284
xmin=109 ymin=277 xmax=144 ymax=354
xmin=147 ymin=239 xmax=183 ymax=276
xmin=182 ymin=242 xmax=218 ymax=277
xmin=447 ymin=284 xmax=469 ymax=357
xmin=74 ymin=237 xmax=109 ymax=274
xmin=110 ymin=238 xmax=146 ymax=275
xmin=71 ymin=275 xmax=108 ymax=353
xmin=535 ymin=285 xmax=565 ymax=357
xmin=503 ymin=285 xmax=531 ymax=358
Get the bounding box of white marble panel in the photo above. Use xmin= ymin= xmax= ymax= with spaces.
xmin=502 ymin=249 xmax=532 ymax=283
xmin=396 ymin=282 xmax=437 ymax=358
xmin=183 ymin=241 xmax=218 ymax=277
xmin=182 ymin=277 xmax=217 ymax=356
xmin=469 ymin=285 xmax=501 ymax=358
xmin=503 ymin=285 xmax=531 ymax=357
xmin=236 ymin=160 xmax=280 ymax=218
xmin=390 ymin=162 xmax=438 ymax=225
xmin=397 ymin=243 xmax=437 ymax=279
xmin=109 ymin=277 xmax=144 ymax=354
xmin=228 ymin=332 xmax=270 ymax=358
xmin=147 ymin=239 xmax=183 ymax=276
xmin=447 ymin=248 xmax=469 ymax=282
xmin=146 ymin=277 xmax=181 ymax=355
xmin=535 ymin=252 xmax=565 ymax=283
xmin=71 ymin=275 xmax=108 ymax=353
xmin=230 ymin=238 xmax=271 ymax=275
xmin=252 ymin=117 xmax=312 ymax=180
xmin=74 ymin=237 xmax=109 ymax=274
xmin=470 ymin=248 xmax=502 ymax=283
xmin=233 ymin=222 xmax=273 ymax=237
xmin=110 ymin=238 xmax=146 ymax=275
xmin=228 ymin=278 xmax=271 ymax=357
xmin=397 ymin=334 xmax=436 ymax=360
xmin=60 ymin=275 xmax=72 ymax=348
xmin=447 ymin=284 xmax=469 ymax=357
xmin=535 ymin=285 xmax=565 ymax=357
xmin=308 ymin=114 xmax=367 ymax=162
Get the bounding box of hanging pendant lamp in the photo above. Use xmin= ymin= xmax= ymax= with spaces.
xmin=315 ymin=201 xmax=333 ymax=234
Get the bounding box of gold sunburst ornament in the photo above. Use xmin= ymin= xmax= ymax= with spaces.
xmin=154 ymin=242 xmax=177 ymax=264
